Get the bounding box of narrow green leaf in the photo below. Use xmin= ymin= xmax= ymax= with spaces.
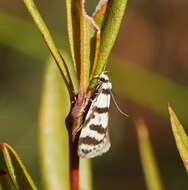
xmin=22 ymin=0 xmax=73 ymax=89
xmin=59 ymin=51 xmax=79 ymax=93
xmin=65 ymin=1 xmax=99 ymax=91
xmin=92 ymin=0 xmax=108 ymax=28
xmin=65 ymin=0 xmax=80 ymax=70
xmin=0 ymin=143 xmax=38 ymax=190
xmin=79 ymin=0 xmax=97 ymax=91
xmin=79 ymin=159 xmax=93 ymax=190
xmin=39 ymin=56 xmax=71 ymax=190
xmin=91 ymin=0 xmax=128 ymax=78
xmin=168 ymin=105 xmax=188 ymax=172
xmin=89 ymin=29 xmax=101 ymax=84
xmin=135 ymin=119 xmax=165 ymax=190
xmin=90 ymin=0 xmax=108 ymax=87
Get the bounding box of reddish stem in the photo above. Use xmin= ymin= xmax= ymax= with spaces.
xmin=69 ymin=135 xmax=79 ymax=190
xmin=67 ymin=92 xmax=88 ymax=190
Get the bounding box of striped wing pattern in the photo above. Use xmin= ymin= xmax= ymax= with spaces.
xmin=78 ymin=74 xmax=112 ymax=158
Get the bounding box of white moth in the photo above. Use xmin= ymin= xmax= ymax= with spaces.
xmin=78 ymin=73 xmax=112 ymax=158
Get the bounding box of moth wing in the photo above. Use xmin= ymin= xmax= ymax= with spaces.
xmin=78 ymin=126 xmax=111 ymax=158
xmin=78 ymin=84 xmax=111 ymax=158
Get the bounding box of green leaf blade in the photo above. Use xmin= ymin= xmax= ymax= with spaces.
xmin=65 ymin=0 xmax=80 ymax=71
xmin=65 ymin=1 xmax=99 ymax=91
xmin=39 ymin=56 xmax=71 ymax=190
xmin=168 ymin=105 xmax=188 ymax=172
xmin=92 ymin=0 xmax=108 ymax=28
xmin=80 ymin=1 xmax=98 ymax=91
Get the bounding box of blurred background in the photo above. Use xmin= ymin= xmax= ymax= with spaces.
xmin=0 ymin=0 xmax=188 ymax=189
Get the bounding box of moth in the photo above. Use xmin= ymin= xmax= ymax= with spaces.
xmin=78 ymin=73 xmax=112 ymax=158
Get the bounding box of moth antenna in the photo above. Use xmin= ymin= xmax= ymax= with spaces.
xmin=110 ymin=90 xmax=129 ymax=117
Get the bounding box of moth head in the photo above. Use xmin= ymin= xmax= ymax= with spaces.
xmin=98 ymin=73 xmax=109 ymax=83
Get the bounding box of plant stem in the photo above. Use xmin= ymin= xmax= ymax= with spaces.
xmin=69 ymin=136 xmax=79 ymax=190
xmin=67 ymin=92 xmax=89 ymax=190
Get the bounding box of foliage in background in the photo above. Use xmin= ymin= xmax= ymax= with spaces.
xmin=135 ymin=119 xmax=165 ymax=190
xmin=38 ymin=57 xmax=70 ymax=190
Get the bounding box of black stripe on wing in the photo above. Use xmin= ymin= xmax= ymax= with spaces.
xmin=80 ymin=149 xmax=92 ymax=154
xmin=94 ymin=107 xmax=109 ymax=113
xmin=89 ymin=124 xmax=107 ymax=134
xmin=79 ymin=136 xmax=103 ymax=145
xmin=101 ymin=88 xmax=111 ymax=95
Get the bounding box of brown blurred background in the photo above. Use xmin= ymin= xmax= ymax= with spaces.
xmin=0 ymin=0 xmax=188 ymax=189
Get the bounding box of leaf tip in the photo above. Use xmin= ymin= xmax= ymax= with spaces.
xmin=135 ymin=118 xmax=148 ymax=138
xmin=0 ymin=143 xmax=9 ymax=149
xmin=168 ymin=103 xmax=172 ymax=113
xmin=182 ymin=159 xmax=188 ymax=173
